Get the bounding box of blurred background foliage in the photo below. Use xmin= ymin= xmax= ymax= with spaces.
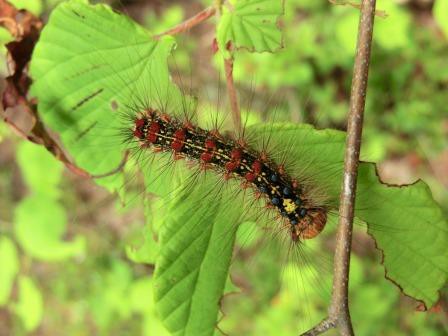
xmin=0 ymin=0 xmax=447 ymax=335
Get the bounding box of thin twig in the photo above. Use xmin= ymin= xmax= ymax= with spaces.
xmin=213 ymin=0 xmax=241 ymax=132
xmin=153 ymin=6 xmax=216 ymax=39
xmin=328 ymin=0 xmax=386 ymax=18
xmin=301 ymin=318 xmax=336 ymax=336
xmin=0 ymin=16 xmax=22 ymax=37
xmin=1 ymin=114 xmax=31 ymax=140
xmin=224 ymin=57 xmax=242 ymax=133
xmin=300 ymin=0 xmax=376 ymax=335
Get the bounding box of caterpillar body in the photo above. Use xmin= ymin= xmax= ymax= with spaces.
xmin=131 ymin=109 xmax=327 ymax=242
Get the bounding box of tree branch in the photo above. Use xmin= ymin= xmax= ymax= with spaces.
xmin=153 ymin=6 xmax=216 ymax=39
xmin=300 ymin=0 xmax=376 ymax=335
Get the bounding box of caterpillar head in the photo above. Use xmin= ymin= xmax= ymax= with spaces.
xmin=290 ymin=208 xmax=327 ymax=242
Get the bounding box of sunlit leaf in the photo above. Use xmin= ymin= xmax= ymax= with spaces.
xmin=14 ymin=195 xmax=85 ymax=261
xmin=153 ymin=174 xmax=241 ymax=336
xmin=0 ymin=27 xmax=13 ymax=54
xmin=12 ymin=276 xmax=43 ymax=332
xmin=89 ymin=260 xmax=133 ymax=329
xmin=16 ymin=141 xmax=63 ymax=199
xmin=8 ymin=0 xmax=43 ymax=15
xmin=433 ymin=0 xmax=448 ymax=38
xmin=0 ymin=236 xmax=19 ymax=306
xmin=125 ymin=224 xmax=158 ymax=264
xmin=335 ymin=1 xmax=412 ymax=54
xmin=335 ymin=10 xmax=358 ymax=56
xmin=29 ymin=0 xmax=178 ymax=192
xmin=130 ymin=278 xmax=170 ymax=336
xmin=374 ymin=0 xmax=411 ymax=50
xmin=216 ymin=0 xmax=284 ymax=53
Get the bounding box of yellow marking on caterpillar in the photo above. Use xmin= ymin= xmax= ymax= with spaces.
xmin=283 ymin=198 xmax=297 ymax=213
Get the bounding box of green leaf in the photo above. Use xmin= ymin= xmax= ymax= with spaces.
xmin=153 ymin=174 xmax=242 ymax=336
xmin=248 ymin=123 xmax=448 ymax=307
xmin=216 ymin=0 xmax=284 ymax=53
xmin=130 ymin=278 xmax=154 ymax=314
xmin=12 ymin=276 xmax=43 ymax=332
xmin=14 ymin=195 xmax=85 ymax=261
xmin=16 ymin=141 xmax=63 ymax=199
xmin=0 ymin=236 xmax=19 ymax=306
xmin=29 ymin=0 xmax=178 ymax=192
xmin=0 ymin=27 xmax=13 ymax=51
xmin=434 ymin=0 xmax=448 ymax=38
xmin=374 ymin=0 xmax=411 ymax=50
xmin=89 ymin=260 xmax=133 ymax=329
xmin=335 ymin=10 xmax=358 ymax=56
xmin=130 ymin=278 xmax=171 ymax=336
xmin=357 ymin=170 xmax=448 ymax=306
xmin=335 ymin=1 xmax=412 ymax=54
xmin=125 ymin=224 xmax=158 ymax=264
xmin=143 ymin=5 xmax=184 ymax=33
xmin=8 ymin=0 xmax=43 ymax=16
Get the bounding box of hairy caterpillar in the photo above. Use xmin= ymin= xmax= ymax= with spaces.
xmin=26 ymin=1 xmax=448 ymax=335
xmin=130 ymin=108 xmax=327 ymax=241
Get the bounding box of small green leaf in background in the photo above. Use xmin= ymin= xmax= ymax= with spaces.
xmin=130 ymin=278 xmax=170 ymax=336
xmin=374 ymin=0 xmax=411 ymax=50
xmin=335 ymin=9 xmax=358 ymax=56
xmin=15 ymin=141 xmax=85 ymax=261
xmin=16 ymin=142 xmax=63 ymax=199
xmin=0 ymin=236 xmax=19 ymax=305
xmin=0 ymin=27 xmax=13 ymax=55
xmin=14 ymin=195 xmax=85 ymax=261
xmin=89 ymin=260 xmax=133 ymax=330
xmin=125 ymin=224 xmax=158 ymax=264
xmin=335 ymin=0 xmax=412 ymax=54
xmin=433 ymin=0 xmax=448 ymax=38
xmin=8 ymin=0 xmax=43 ymax=15
xmin=144 ymin=5 xmax=184 ymax=33
xmin=216 ymin=0 xmax=284 ymax=53
xmin=12 ymin=276 xmax=44 ymax=332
